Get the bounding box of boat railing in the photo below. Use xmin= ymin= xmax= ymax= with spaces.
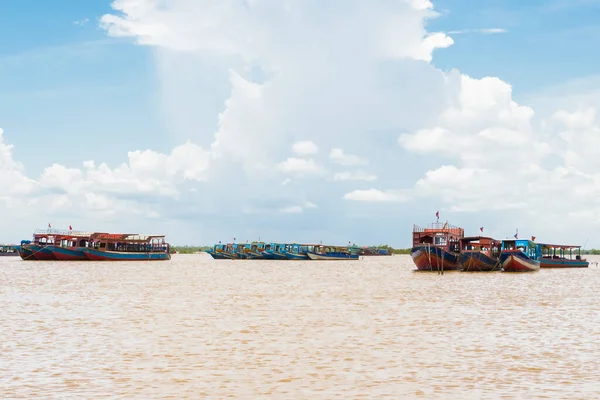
xmin=414 ymin=222 xmax=464 ymax=236
xmin=34 ymin=229 xmax=94 ymax=236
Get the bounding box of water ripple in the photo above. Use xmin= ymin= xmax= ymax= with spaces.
xmin=1 ymin=255 xmax=600 ymax=398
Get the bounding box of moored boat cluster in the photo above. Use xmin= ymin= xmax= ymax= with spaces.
xmin=411 ymin=220 xmax=589 ymax=272
xmin=206 ymin=242 xmax=391 ymax=260
xmin=17 ymin=228 xmax=171 ymax=261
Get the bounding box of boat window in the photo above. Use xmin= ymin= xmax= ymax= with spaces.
xmin=435 ymin=236 xmax=447 ymax=246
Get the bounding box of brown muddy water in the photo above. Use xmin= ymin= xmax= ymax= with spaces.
xmin=2 ymin=254 xmax=600 ymax=399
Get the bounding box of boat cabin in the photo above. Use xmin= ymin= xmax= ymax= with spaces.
xmin=89 ymin=233 xmax=170 ymax=253
xmin=501 ymin=239 xmax=541 ymax=260
xmin=0 ymin=244 xmax=18 ymax=255
xmin=538 ymin=243 xmax=584 ymax=261
xmin=413 ymin=221 xmax=464 ymax=253
xmin=459 ymin=236 xmax=501 ymax=258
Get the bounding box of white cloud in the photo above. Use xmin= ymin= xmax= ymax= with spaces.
xmin=279 ymin=206 xmax=303 ymax=214
xmin=343 ymin=189 xmax=408 ymax=202
xmin=447 ymin=28 xmax=507 ymax=35
xmin=73 ymin=18 xmax=90 ymax=26
xmin=277 ymin=157 xmax=323 ymax=176
xmin=329 ymin=148 xmax=368 ymax=166
xmin=292 ymin=140 xmax=319 ymax=156
xmin=333 ymin=171 xmax=377 ymax=181
xmin=4 ymin=0 xmax=600 ymax=247
xmin=0 ymin=128 xmax=39 ymax=199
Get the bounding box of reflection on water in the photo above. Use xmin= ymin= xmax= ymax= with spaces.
xmin=2 ymin=254 xmax=600 ymax=398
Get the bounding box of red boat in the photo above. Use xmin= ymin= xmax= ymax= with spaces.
xmin=81 ymin=233 xmax=171 ymax=261
xmin=50 ymin=231 xmax=94 ymax=260
xmin=500 ymin=239 xmax=540 ymax=272
xmin=458 ymin=236 xmax=502 ymax=272
xmin=411 ymin=221 xmax=464 ymax=271
xmin=18 ymin=231 xmax=58 ymax=260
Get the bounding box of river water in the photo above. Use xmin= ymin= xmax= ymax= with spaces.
xmin=1 ymin=254 xmax=600 ymax=399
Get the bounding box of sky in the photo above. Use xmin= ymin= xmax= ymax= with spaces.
xmin=2 ymin=0 xmax=600 ymax=247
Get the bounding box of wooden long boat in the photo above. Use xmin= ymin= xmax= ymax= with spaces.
xmin=241 ymin=242 xmax=265 ymax=259
xmin=206 ymin=244 xmax=233 ymax=259
xmin=262 ymin=243 xmax=288 ymax=260
xmin=458 ymin=236 xmax=502 ymax=272
xmin=500 ymin=239 xmax=540 ymax=272
xmin=284 ymin=243 xmax=314 ymax=260
xmin=0 ymin=244 xmax=19 ymax=256
xmin=353 ymin=246 xmax=392 ymax=256
xmin=49 ymin=231 xmax=94 ymax=260
xmin=81 ymin=233 xmax=171 ymax=261
xmin=410 ymin=221 xmax=463 ymax=271
xmin=537 ymin=243 xmax=589 ymax=268
xmin=18 ymin=230 xmax=58 ymax=260
xmin=306 ymin=245 xmax=359 ymax=260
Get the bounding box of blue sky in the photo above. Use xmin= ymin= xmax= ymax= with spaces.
xmin=1 ymin=0 xmax=600 ymax=246
xmin=428 ymin=0 xmax=600 ymax=96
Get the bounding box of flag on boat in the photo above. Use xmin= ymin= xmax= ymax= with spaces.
xmin=69 ymin=225 xmax=72 ymax=231
xmin=480 ymin=227 xmax=484 ymax=232
xmin=436 ymin=211 xmax=439 ymax=219
xmin=48 ymin=223 xmax=51 ymax=228
xmin=531 ymin=236 xmax=536 ymax=241
xmin=514 ymin=232 xmax=518 ymax=239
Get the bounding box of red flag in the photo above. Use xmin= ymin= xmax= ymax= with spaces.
xmin=436 ymin=211 xmax=439 ymax=219
xmin=69 ymin=225 xmax=72 ymax=231
xmin=531 ymin=236 xmax=536 ymax=241
xmin=480 ymin=227 xmax=484 ymax=232
xmin=48 ymin=223 xmax=51 ymax=228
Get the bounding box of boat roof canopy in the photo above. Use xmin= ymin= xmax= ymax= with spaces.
xmin=91 ymin=233 xmax=166 ymax=241
xmin=537 ymin=243 xmax=582 ymax=249
xmin=460 ymin=236 xmax=497 ymax=242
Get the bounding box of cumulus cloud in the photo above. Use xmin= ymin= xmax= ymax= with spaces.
xmin=343 ymin=189 xmax=408 ymax=202
xmin=277 ymin=157 xmax=323 ymax=176
xmin=333 ymin=171 xmax=377 ymax=181
xmin=3 ymin=0 xmax=600 ymax=246
xmin=447 ymin=28 xmax=507 ymax=35
xmin=329 ymin=149 xmax=368 ymax=166
xmin=292 ymin=141 xmax=319 ymax=156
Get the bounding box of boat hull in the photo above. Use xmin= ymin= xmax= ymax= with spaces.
xmin=410 ymin=246 xmax=461 ymax=271
xmin=82 ymin=248 xmax=171 ymax=261
xmin=243 ymin=251 xmax=264 ymax=260
xmin=262 ymin=251 xmax=287 ymax=260
xmin=19 ymin=244 xmax=56 ymax=260
xmin=206 ymin=250 xmax=232 ymax=260
xmin=50 ymin=246 xmax=88 ymax=261
xmin=539 ymin=258 xmax=589 ymax=268
xmin=500 ymin=251 xmax=540 ymax=272
xmin=459 ymin=251 xmax=501 ymax=272
xmin=284 ymin=252 xmax=309 ymax=260
xmin=306 ymin=251 xmax=359 ymax=260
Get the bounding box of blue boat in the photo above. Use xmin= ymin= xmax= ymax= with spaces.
xmin=284 ymin=243 xmax=315 ymax=260
xmin=206 ymin=244 xmax=233 ymax=259
xmin=537 ymin=243 xmax=589 ymax=268
xmin=500 ymin=239 xmax=541 ymax=272
xmin=243 ymin=242 xmax=266 ymax=259
xmin=81 ymin=233 xmax=171 ymax=261
xmin=306 ymin=245 xmax=359 ymax=260
xmin=0 ymin=244 xmax=19 ymax=257
xmin=262 ymin=243 xmax=288 ymax=260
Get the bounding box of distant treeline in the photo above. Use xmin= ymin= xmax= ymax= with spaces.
xmin=583 ymin=249 xmax=600 ymax=255
xmin=171 ymin=244 xmax=413 ymax=254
